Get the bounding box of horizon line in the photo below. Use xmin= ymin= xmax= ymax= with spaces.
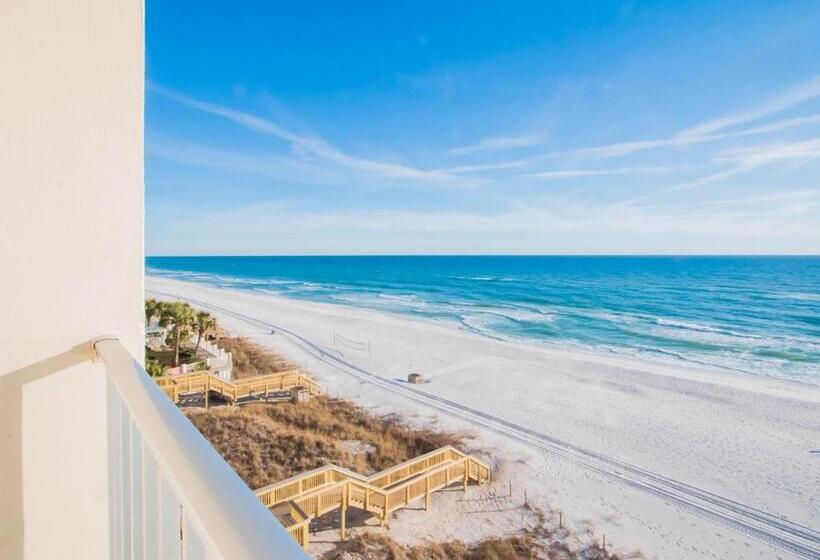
xmin=145 ymin=253 xmax=820 ymax=258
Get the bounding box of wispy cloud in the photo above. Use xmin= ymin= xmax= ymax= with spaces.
xmin=437 ymin=159 xmax=532 ymax=173
xmin=675 ymin=75 xmax=820 ymax=139
xmin=669 ymin=138 xmax=820 ymax=190
xmin=737 ymin=113 xmax=820 ymax=135
xmin=716 ymin=138 xmax=820 ymax=168
xmin=636 ymin=189 xmax=820 ymax=210
xmin=150 ymin=83 xmax=458 ymax=183
xmin=449 ymin=130 xmax=549 ymax=156
xmin=152 ymin=195 xmax=820 ymax=255
xmin=523 ymin=166 xmax=673 ymax=180
xmin=147 ymin=134 xmax=341 ymax=185
xmin=564 ymin=75 xmax=820 ymax=159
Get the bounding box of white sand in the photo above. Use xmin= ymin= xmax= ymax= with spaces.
xmin=147 ymin=276 xmax=820 ymax=560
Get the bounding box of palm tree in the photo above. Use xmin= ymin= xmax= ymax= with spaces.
xmin=165 ymin=302 xmax=195 ymax=367
xmin=193 ymin=311 xmax=217 ymax=356
xmin=157 ymin=301 xmax=173 ymax=329
xmin=144 ymin=298 xmax=162 ymax=326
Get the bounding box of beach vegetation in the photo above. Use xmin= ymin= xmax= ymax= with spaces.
xmin=192 ymin=310 xmax=217 ymax=355
xmin=144 ymin=297 xmax=164 ymax=326
xmin=145 ymin=358 xmax=168 ymax=378
xmin=216 ymin=336 xmax=299 ymax=379
xmin=186 ymin=395 xmax=466 ymax=489
xmin=157 ymin=301 xmax=196 ymax=366
xmin=330 ymin=524 xmax=631 ymax=560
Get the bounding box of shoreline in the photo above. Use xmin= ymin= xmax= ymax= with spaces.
xmin=147 ymin=275 xmax=820 ymax=560
xmin=149 ymin=275 xmax=818 ymax=403
xmin=146 ymin=256 xmax=820 ymax=389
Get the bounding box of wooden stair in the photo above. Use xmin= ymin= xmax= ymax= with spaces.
xmin=156 ymin=369 xmax=320 ymax=408
xmin=254 ymin=446 xmax=491 ymax=548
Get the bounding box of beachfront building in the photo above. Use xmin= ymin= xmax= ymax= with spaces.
xmin=0 ymin=3 xmax=306 ymax=559
xmin=145 ymin=325 xmax=167 ymax=351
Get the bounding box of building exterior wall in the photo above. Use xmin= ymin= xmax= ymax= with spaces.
xmin=0 ymin=1 xmax=144 ymax=558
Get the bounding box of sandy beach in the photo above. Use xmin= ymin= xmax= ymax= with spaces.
xmin=148 ymin=276 xmax=819 ymax=560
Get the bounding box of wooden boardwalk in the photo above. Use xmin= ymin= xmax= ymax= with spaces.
xmin=254 ymin=446 xmax=491 ymax=548
xmin=156 ymin=372 xmax=491 ymax=549
xmin=156 ymin=369 xmax=321 ymax=408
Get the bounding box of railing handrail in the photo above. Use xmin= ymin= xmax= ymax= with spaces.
xmin=293 ymin=456 xmax=467 ymax=505
xmin=93 ymin=338 xmax=308 ymax=560
xmin=255 ymin=463 xmax=370 ymax=496
xmin=165 ymin=368 xmax=302 ymax=385
xmin=370 ymin=445 xmax=460 ymax=481
xmin=164 ymin=369 xmax=320 ymax=394
xmin=255 ymin=444 xmax=461 ymax=495
xmin=255 ymin=445 xmax=491 ymax=506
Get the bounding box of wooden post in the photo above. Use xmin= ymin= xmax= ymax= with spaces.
xmin=302 ymin=524 xmax=310 ymax=548
xmin=204 ymin=376 xmax=209 ymax=410
xmin=364 ymin=488 xmax=370 ymax=511
xmin=405 ymin=485 xmax=410 ymax=505
xmin=424 ymin=477 xmax=430 ymax=511
xmin=339 ymin=484 xmax=348 ymax=540
xmin=464 ymin=459 xmax=470 ymax=491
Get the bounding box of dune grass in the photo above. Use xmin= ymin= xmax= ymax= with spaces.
xmin=186 ymin=395 xmax=466 ymax=490
xmin=217 ymin=336 xmax=298 ymax=379
xmin=332 ymin=521 xmax=628 ymax=560
xmin=333 ymin=532 xmax=537 ymax=560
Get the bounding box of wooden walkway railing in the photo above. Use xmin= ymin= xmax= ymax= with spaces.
xmin=254 ymin=446 xmax=491 ymax=548
xmin=156 ymin=369 xmax=321 ymax=408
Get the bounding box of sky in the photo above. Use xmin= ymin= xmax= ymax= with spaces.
xmin=146 ymin=1 xmax=820 ymax=255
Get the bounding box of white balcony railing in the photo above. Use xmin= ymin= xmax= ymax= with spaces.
xmin=93 ymin=337 xmax=308 ymax=560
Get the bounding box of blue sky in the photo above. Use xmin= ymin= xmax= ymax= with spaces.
xmin=146 ymin=1 xmax=820 ymax=255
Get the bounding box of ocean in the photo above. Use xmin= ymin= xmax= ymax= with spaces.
xmin=147 ymin=256 xmax=820 ymax=385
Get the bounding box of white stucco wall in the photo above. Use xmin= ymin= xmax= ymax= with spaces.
xmin=0 ymin=1 xmax=144 ymax=559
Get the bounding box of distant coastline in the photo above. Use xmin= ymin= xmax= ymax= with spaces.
xmin=147 ymin=255 xmax=820 ymax=386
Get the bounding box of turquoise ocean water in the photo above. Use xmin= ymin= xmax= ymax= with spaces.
xmin=147 ymin=256 xmax=820 ymax=385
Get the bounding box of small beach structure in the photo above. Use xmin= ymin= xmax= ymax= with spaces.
xmin=290 ymin=386 xmax=311 ymax=404
xmin=408 ymin=372 xmax=424 ymax=384
xmin=145 ymin=325 xmax=166 ymax=350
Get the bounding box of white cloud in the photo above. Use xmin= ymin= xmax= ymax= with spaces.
xmin=150 ymin=84 xmax=458 ymax=183
xmin=716 ymin=138 xmax=820 ymax=168
xmin=725 ymin=113 xmax=820 ymax=136
xmin=523 ymin=166 xmax=673 ymax=180
xmin=675 ymin=75 xmax=820 ymax=139
xmin=437 ymin=159 xmax=532 ymax=173
xmin=671 ymin=138 xmax=820 ymax=190
xmin=449 ymin=131 xmax=549 ymax=156
xmin=149 ymin=194 xmax=820 ymax=256
xmin=563 ymin=75 xmax=820 ymax=159
xmin=146 ymin=135 xmax=340 ymax=185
